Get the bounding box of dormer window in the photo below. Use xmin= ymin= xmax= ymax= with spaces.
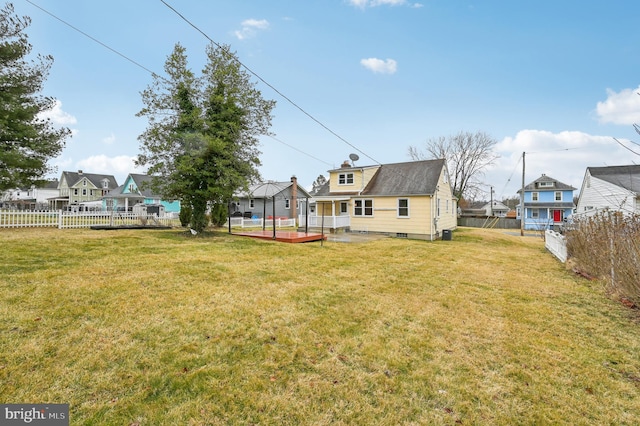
xmin=102 ymin=180 xmax=109 ymax=189
xmin=539 ymin=181 xmax=554 ymax=188
xmin=338 ymin=173 xmax=354 ymax=185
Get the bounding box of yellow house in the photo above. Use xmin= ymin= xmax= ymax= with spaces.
xmin=311 ymin=159 xmax=457 ymax=240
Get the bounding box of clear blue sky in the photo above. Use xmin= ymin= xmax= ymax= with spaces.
xmin=14 ymin=0 xmax=640 ymax=200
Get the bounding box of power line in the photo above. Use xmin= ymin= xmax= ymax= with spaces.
xmin=24 ymin=0 xmax=162 ymax=80
xmin=266 ymin=135 xmax=333 ymax=168
xmin=22 ymin=0 xmax=340 ymax=175
xmin=159 ymin=0 xmax=382 ymax=166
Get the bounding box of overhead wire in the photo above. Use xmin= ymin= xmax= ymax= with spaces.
xmin=159 ymin=0 xmax=381 ymax=166
xmin=22 ymin=0 xmax=338 ymax=176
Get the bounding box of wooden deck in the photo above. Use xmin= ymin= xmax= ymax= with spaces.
xmin=233 ymin=230 xmax=327 ymax=243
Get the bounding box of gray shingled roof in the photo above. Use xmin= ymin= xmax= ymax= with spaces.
xmin=521 ymin=174 xmax=576 ymax=192
xmin=129 ymin=174 xmax=157 ymax=198
xmin=362 ymin=159 xmax=446 ymax=196
xmin=239 ymin=180 xmax=312 ymax=199
xmin=61 ymin=171 xmax=118 ymax=189
xmin=588 ymin=165 xmax=640 ymax=194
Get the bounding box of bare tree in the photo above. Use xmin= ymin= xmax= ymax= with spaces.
xmin=408 ymin=131 xmax=499 ymax=200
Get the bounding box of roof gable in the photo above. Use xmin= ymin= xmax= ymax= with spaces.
xmin=61 ymin=171 xmax=118 ymax=189
xmin=361 ymin=159 xmax=445 ymax=196
xmin=241 ymin=180 xmax=312 ymax=199
xmin=588 ymin=165 xmax=640 ymax=193
xmin=521 ymin=174 xmax=576 ymax=192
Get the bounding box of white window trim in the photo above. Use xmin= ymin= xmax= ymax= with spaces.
xmin=532 ymin=192 xmax=539 ymax=201
xmin=555 ymin=191 xmax=562 ymax=201
xmin=397 ymin=198 xmax=409 ymax=218
xmin=354 ymin=199 xmax=374 ymax=217
xmin=338 ymin=172 xmax=354 ymax=185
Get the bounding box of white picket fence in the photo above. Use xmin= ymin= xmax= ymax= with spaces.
xmin=545 ymin=229 xmax=567 ymax=263
xmin=0 ymin=210 xmax=180 ymax=229
xmin=225 ymin=217 xmax=296 ymax=228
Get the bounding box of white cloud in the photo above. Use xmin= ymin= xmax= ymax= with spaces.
xmin=38 ymin=100 xmax=77 ymax=125
xmin=360 ymin=57 xmax=397 ymax=74
xmin=76 ymin=155 xmax=145 ymax=184
xmin=234 ymin=19 xmax=269 ymax=40
xmin=102 ymin=133 xmax=116 ymax=145
xmin=595 ymin=86 xmax=640 ymax=125
xmin=486 ymin=129 xmax=631 ymax=199
xmin=348 ymin=0 xmax=407 ymax=7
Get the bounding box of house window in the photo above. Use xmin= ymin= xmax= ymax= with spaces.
xmin=354 ymin=199 xmax=373 ymax=216
xmin=82 ymin=189 xmax=87 ymax=196
xmin=128 ymin=184 xmax=135 ymax=192
xmin=539 ymin=181 xmax=554 ymax=188
xmin=555 ymin=191 xmax=562 ymax=201
xmin=398 ymin=198 xmax=409 ymax=217
xmin=102 ymin=180 xmax=109 ymax=189
xmin=532 ymin=192 xmax=539 ymax=201
xmin=338 ymin=173 xmax=354 ymax=185
xmin=340 ymin=201 xmax=348 ymax=214
xmin=531 ymin=209 xmax=539 ymax=219
xmin=437 ymin=198 xmax=441 ymax=216
xmin=74 ymin=189 xmax=78 ymax=196
xmin=90 ymin=190 xmax=94 ymax=196
xmin=285 ymin=199 xmax=290 ymax=209
xmin=250 ymin=199 xmax=255 ymax=208
xmin=446 ymin=199 xmax=449 ymax=213
xmin=83 ymin=180 xmax=86 ymax=186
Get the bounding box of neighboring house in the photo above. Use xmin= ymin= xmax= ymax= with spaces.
xmin=0 ymin=180 xmax=59 ymax=209
xmin=312 ymin=159 xmax=457 ymax=240
xmin=481 ymin=200 xmax=510 ymax=217
xmin=52 ymin=170 xmax=118 ymax=210
xmin=103 ymin=173 xmax=181 ymax=213
xmin=517 ymin=174 xmax=576 ymax=230
xmin=460 ymin=200 xmax=510 ymax=217
xmin=233 ymin=177 xmax=311 ymax=223
xmin=575 ymin=164 xmax=640 ymax=217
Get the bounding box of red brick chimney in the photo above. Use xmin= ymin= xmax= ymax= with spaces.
xmin=290 ymin=176 xmax=297 ymax=225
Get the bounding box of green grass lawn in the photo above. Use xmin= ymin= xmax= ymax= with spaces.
xmin=1 ymin=227 xmax=639 ymax=425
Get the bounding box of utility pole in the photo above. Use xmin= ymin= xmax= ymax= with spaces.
xmin=520 ymin=151 xmax=525 ymax=236
xmin=490 ymin=185 xmax=494 ymax=217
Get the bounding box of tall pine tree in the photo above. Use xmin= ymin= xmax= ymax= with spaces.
xmin=137 ymin=43 xmax=275 ymax=233
xmin=0 ymin=3 xmax=70 ymax=191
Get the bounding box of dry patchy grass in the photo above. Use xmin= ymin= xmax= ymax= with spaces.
xmin=0 ymin=227 xmax=639 ymax=425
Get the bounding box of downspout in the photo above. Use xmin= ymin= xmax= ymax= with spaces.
xmin=430 ymin=193 xmax=434 ymax=241
xmin=358 ymin=168 xmax=365 ymax=195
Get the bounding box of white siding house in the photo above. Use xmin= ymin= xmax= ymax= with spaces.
xmin=576 ymin=165 xmax=640 ymax=217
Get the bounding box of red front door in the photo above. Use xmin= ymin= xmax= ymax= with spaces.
xmin=553 ymin=210 xmax=562 ymax=222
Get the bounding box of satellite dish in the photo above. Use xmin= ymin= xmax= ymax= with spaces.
xmin=349 ymin=153 xmax=359 ymax=164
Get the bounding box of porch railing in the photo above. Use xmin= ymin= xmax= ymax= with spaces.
xmin=225 ymin=217 xmax=296 ymax=228
xmin=300 ymin=215 xmax=350 ymax=229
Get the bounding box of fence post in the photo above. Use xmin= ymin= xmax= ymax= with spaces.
xmin=58 ymin=209 xmax=63 ymax=229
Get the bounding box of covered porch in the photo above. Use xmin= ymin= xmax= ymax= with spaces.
xmin=302 ymin=197 xmax=352 ymax=230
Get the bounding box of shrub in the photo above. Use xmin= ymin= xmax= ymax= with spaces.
xmin=209 ymin=202 xmax=228 ymax=227
xmin=179 ymin=204 xmax=192 ymax=227
xmin=566 ymin=211 xmax=640 ymax=304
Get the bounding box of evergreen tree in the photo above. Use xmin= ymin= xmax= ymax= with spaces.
xmin=137 ymin=43 xmax=275 ymax=233
xmin=0 ymin=3 xmax=70 ymax=191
